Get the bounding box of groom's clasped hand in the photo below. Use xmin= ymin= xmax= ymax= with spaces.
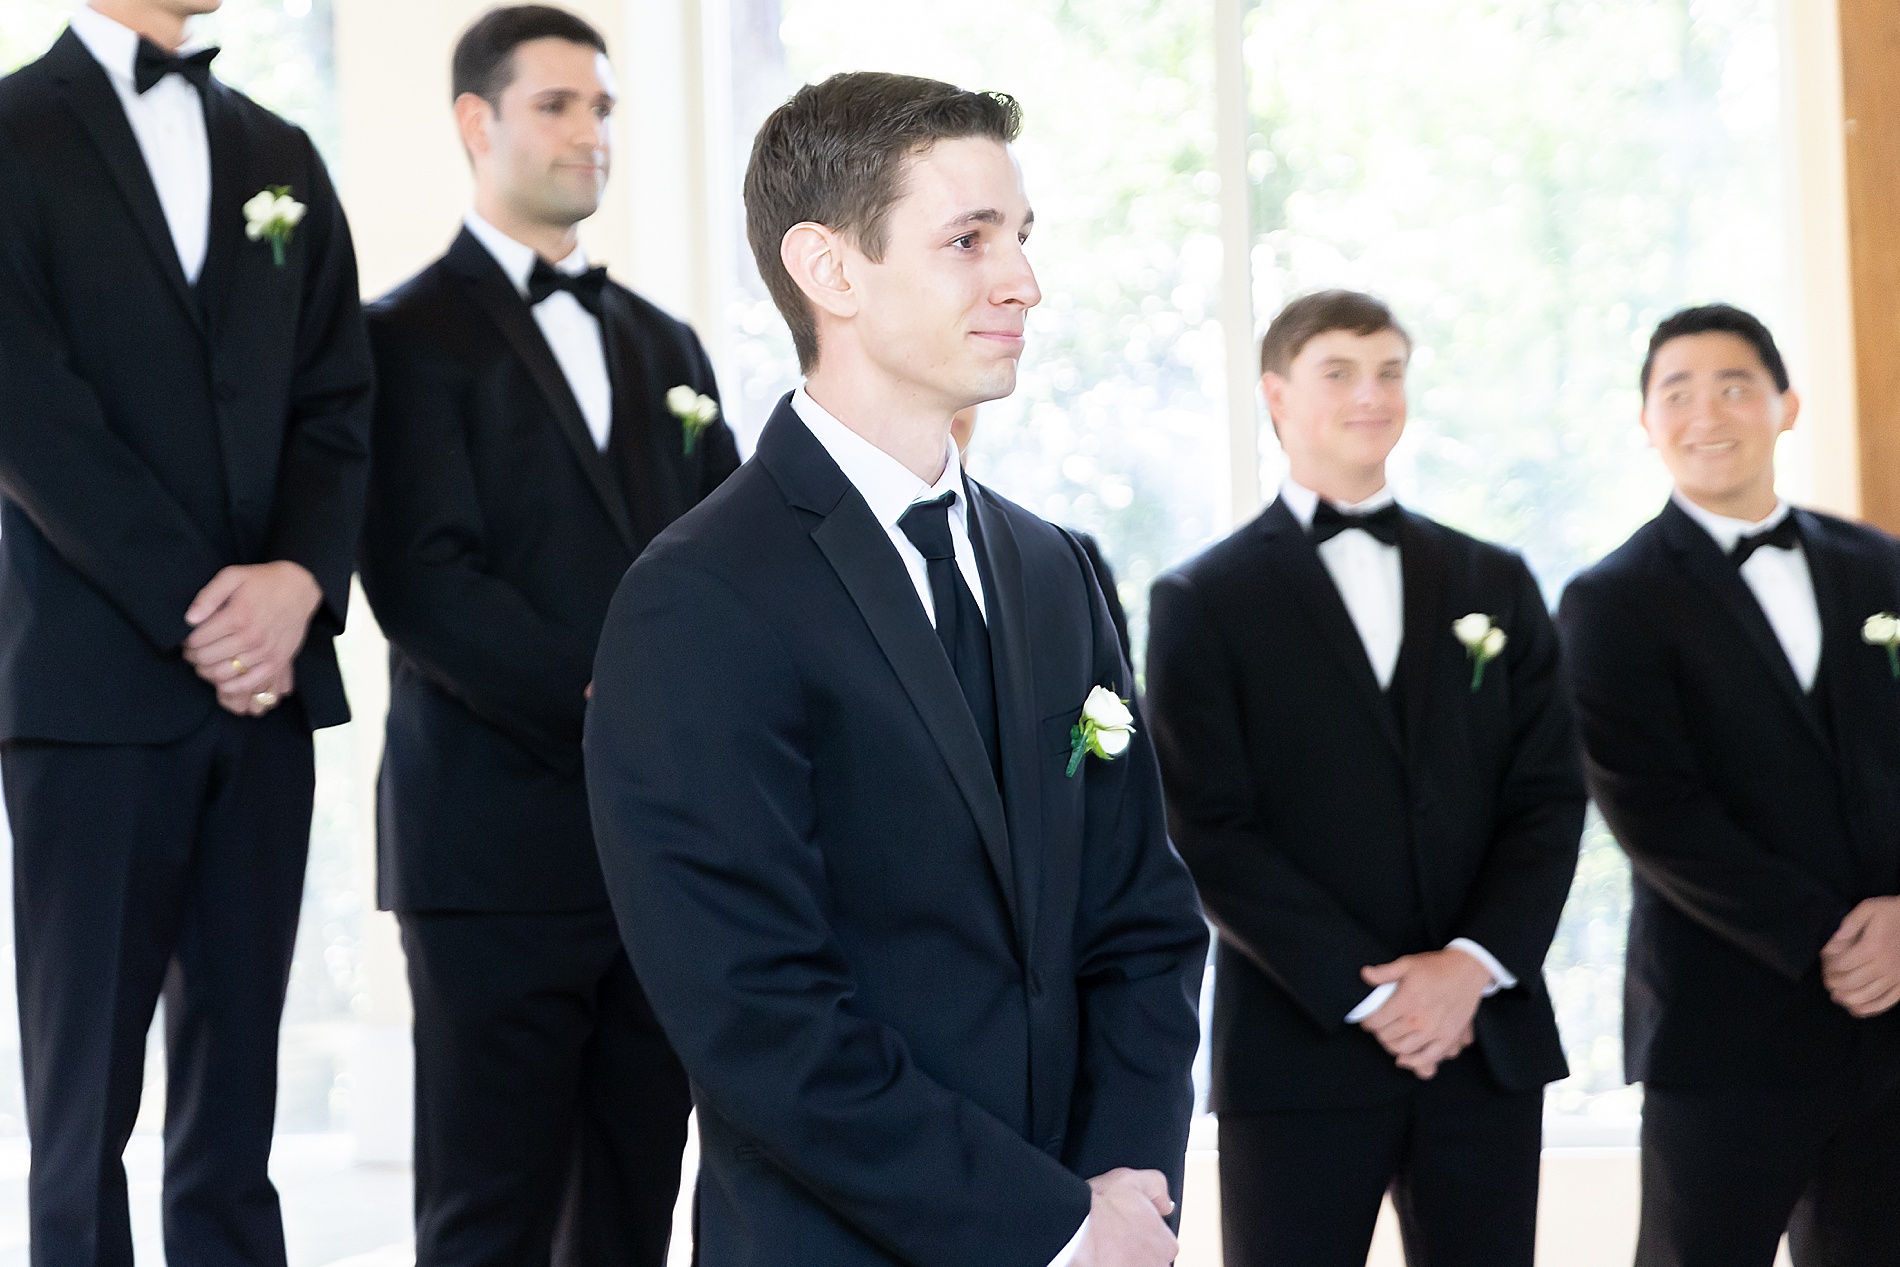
xmin=1078 ymin=1168 xmax=1178 ymax=1267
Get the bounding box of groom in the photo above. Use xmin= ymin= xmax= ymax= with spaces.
xmin=585 ymin=72 xmax=1208 ymax=1267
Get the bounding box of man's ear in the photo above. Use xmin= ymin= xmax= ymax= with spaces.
xmin=1260 ymin=371 xmax=1286 ymax=438
xmin=781 ymin=222 xmax=857 ymax=321
xmin=454 ymin=92 xmax=494 ymax=166
xmin=1779 ymin=387 xmax=1802 ymax=433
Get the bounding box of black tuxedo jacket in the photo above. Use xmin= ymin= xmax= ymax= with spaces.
xmin=0 ymin=30 xmax=372 ymax=742
xmin=359 ymin=229 xmax=740 ymax=913
xmin=1147 ymin=499 xmax=1582 ymax=1114
xmin=1558 ymin=501 xmax=1900 ymax=1088
xmin=584 ymin=398 xmax=1208 ymax=1267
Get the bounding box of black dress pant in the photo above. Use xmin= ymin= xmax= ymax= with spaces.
xmin=3 ymin=705 xmax=315 ymax=1267
xmin=400 ymin=907 xmax=693 ymax=1267
xmin=1636 ymin=1052 xmax=1900 ymax=1267
xmin=1217 ymin=1053 xmax=1543 ymax=1267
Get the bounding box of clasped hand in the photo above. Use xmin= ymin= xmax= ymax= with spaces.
xmin=182 ymin=561 xmax=322 ymax=717
xmin=1356 ymin=948 xmax=1492 ymax=1080
xmin=1075 ymin=1168 xmax=1176 ymax=1267
xmin=1822 ymin=895 xmax=1900 ymax=1019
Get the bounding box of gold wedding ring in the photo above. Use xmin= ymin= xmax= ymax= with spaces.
xmin=253 ymin=690 xmax=279 ymax=710
xmin=231 ymin=657 xmax=245 ymax=674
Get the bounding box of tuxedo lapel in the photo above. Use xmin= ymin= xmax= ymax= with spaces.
xmin=757 ymin=406 xmax=1021 ymax=935
xmin=1396 ymin=512 xmax=1451 ymax=749
xmin=597 ymin=288 xmax=678 ymax=548
xmin=966 ymin=483 xmax=1040 ymax=954
xmin=47 ymin=30 xmax=202 ymax=334
xmin=1257 ymin=500 xmax=1403 ymax=756
xmin=1659 ymin=502 xmax=1830 ymax=753
xmin=446 ymin=231 xmax=638 ymax=552
xmin=194 ymin=82 xmax=248 ymax=339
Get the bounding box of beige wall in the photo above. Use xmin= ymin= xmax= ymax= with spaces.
xmin=333 ymin=0 xmax=690 ymax=309
xmin=1781 ymin=0 xmax=1860 ymax=518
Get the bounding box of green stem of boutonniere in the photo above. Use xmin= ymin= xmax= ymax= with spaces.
xmin=683 ymin=424 xmax=701 ymax=457
xmin=1066 ymin=723 xmax=1089 ymax=778
xmin=1469 ymin=656 xmax=1485 ymax=693
xmin=270 ymin=237 xmax=285 ymax=268
xmin=1888 ymin=645 xmax=1898 ymax=681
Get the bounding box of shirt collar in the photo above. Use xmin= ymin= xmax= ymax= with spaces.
xmin=463 ymin=210 xmax=589 ymax=299
xmin=71 ymin=3 xmax=206 ymax=89
xmin=1671 ymin=491 xmax=1792 ymax=554
xmin=790 ymin=387 xmax=967 ymax=534
xmin=1279 ymin=474 xmax=1397 ymax=531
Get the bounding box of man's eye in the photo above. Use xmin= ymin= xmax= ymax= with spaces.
xmin=954 ymin=234 xmax=977 ymax=250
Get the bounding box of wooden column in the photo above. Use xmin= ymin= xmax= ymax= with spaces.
xmin=1839 ymin=0 xmax=1900 ymax=531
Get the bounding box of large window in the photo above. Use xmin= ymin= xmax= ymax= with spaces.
xmin=722 ymin=0 xmax=1786 ymax=1130
xmin=1240 ymin=0 xmax=1785 ymax=1120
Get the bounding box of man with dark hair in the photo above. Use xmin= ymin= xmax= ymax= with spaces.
xmin=1147 ymin=290 xmax=1582 ymax=1266
xmin=1559 ymin=304 xmax=1900 ymax=1265
xmin=358 ymin=7 xmax=739 ymax=1264
xmin=0 ymin=0 xmax=373 ymax=1262
xmin=585 ymin=71 xmax=1207 ymax=1267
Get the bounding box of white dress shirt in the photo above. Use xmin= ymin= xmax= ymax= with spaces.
xmin=1672 ymin=493 xmax=1822 ymax=691
xmin=463 ymin=211 xmax=614 ymax=451
xmin=71 ymin=3 xmax=212 ymax=283
xmin=790 ymin=389 xmax=987 ymax=626
xmin=1278 ymin=477 xmax=1515 ymax=1022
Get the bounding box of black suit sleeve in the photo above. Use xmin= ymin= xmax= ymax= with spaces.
xmin=0 ymin=126 xmax=224 ymax=652
xmin=358 ymin=315 xmax=599 ymax=770
xmin=1075 ymin=532 xmax=1132 ymax=667
xmin=586 ymin=555 xmax=1092 ymax=1267
xmin=689 ymin=335 xmax=742 ymax=497
xmin=1558 ymin=571 xmax=1850 ymax=980
xmin=1147 ymin=571 xmax=1396 ymax=1032
xmin=1061 ymin=534 xmax=1207 ymax=1208
xmin=1445 ymin=557 xmax=1584 ymax=983
xmin=262 ymin=136 xmax=373 ymax=635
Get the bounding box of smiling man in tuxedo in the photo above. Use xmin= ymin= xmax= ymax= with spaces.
xmin=1146 ymin=290 xmax=1583 ymax=1267
xmin=0 ymin=1 xmax=373 ymax=1263
xmin=584 ymin=72 xmax=1207 ymax=1267
xmin=1559 ymin=304 xmax=1900 ymax=1266
xmin=356 ymin=8 xmax=739 ymax=1265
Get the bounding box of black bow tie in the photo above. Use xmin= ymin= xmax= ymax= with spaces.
xmin=527 ymin=258 xmax=608 ymax=318
xmin=133 ymin=40 xmax=218 ymax=95
xmin=1310 ymin=500 xmax=1402 ymax=547
xmin=1731 ymin=515 xmax=1801 ymax=567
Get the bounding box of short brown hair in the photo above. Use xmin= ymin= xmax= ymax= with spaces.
xmin=744 ymin=72 xmax=1023 ymax=372
xmin=451 ymin=5 xmax=607 ymax=108
xmin=1259 ymin=290 xmax=1411 ymax=375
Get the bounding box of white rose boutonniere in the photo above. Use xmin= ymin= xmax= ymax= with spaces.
xmin=1453 ymin=612 xmax=1507 ymax=692
xmin=666 ymin=385 xmax=720 ymax=456
xmin=1067 ymin=685 xmax=1135 ymax=778
xmin=242 ymin=186 xmax=306 ymax=267
xmin=1863 ymin=612 xmax=1900 ymax=679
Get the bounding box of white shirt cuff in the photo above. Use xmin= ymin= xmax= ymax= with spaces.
xmin=1346 ymin=981 xmax=1396 ymax=1023
xmin=1047 ymin=1213 xmax=1089 ymax=1267
xmin=1446 ymin=938 xmax=1517 ymax=995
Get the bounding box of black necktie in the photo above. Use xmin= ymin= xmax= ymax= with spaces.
xmin=899 ymin=492 xmax=1000 ymax=779
xmin=133 ymin=40 xmax=218 ymax=95
xmin=527 ymin=258 xmax=608 ymax=319
xmin=1310 ymin=500 xmax=1402 ymax=546
xmin=1731 ymin=516 xmax=1801 ymax=567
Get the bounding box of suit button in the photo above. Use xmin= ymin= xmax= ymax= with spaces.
xmin=1028 ymin=970 xmax=1045 ymax=997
